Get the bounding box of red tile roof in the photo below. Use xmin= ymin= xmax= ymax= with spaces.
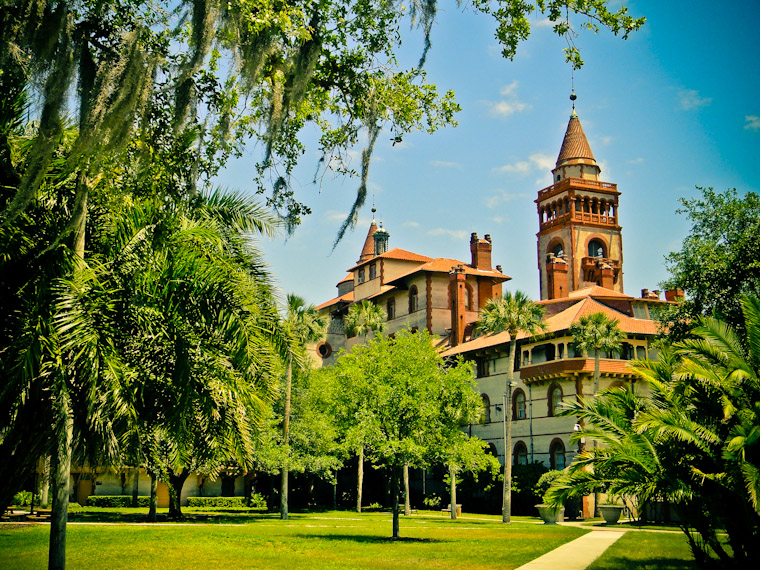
xmin=442 ymin=295 xmax=657 ymax=357
xmin=347 ymin=248 xmax=432 ymax=271
xmin=315 ymin=292 xmax=353 ymax=311
xmin=357 ymin=221 xmax=378 ymax=263
xmin=556 ymin=113 xmax=596 ymax=167
xmin=386 ymin=258 xmax=511 ymax=284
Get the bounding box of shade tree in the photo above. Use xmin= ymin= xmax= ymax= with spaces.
xmin=329 ymin=328 xmax=483 ymax=538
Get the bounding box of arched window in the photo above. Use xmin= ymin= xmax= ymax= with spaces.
xmin=409 ymin=285 xmax=419 ymax=313
xmin=513 ymin=441 xmax=528 ymax=466
xmin=464 ymin=284 xmax=473 ymax=311
xmin=548 ymin=384 xmax=563 ymax=417
xmin=588 ymin=239 xmax=606 ymax=258
xmin=552 ymin=242 xmax=564 ymax=258
xmin=480 ymin=394 xmax=491 ymax=424
xmin=386 ymin=297 xmax=395 ymax=320
xmin=550 ymin=439 xmax=566 ymax=470
xmin=316 ymin=342 xmax=332 ymax=359
xmin=512 ymin=389 xmax=526 ymax=420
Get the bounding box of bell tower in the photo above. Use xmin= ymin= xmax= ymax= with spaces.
xmin=536 ymin=93 xmax=624 ymax=300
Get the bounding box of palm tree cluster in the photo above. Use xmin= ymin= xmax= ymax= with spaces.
xmin=550 ymin=297 xmax=760 ymax=569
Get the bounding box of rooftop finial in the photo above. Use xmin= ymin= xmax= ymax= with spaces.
xmin=371 ymin=194 xmax=376 ymax=222
xmin=570 ymin=70 xmax=577 ymax=116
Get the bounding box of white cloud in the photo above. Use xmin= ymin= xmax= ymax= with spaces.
xmin=483 ymin=81 xmax=532 ymax=118
xmin=427 ymin=228 xmax=469 ymax=241
xmin=679 ymin=89 xmax=711 ymax=110
xmin=598 ymin=160 xmax=612 ymax=180
xmin=500 ymin=80 xmax=520 ymax=96
xmin=490 ymin=216 xmax=504 ymax=224
xmin=628 ymin=157 xmax=645 ymax=165
xmin=533 ymin=18 xmax=554 ymax=28
xmin=485 ymin=191 xmax=533 ymax=209
xmin=494 ymin=153 xmax=554 ymax=176
xmin=325 ymin=210 xmax=348 ymax=222
xmin=403 ymin=221 xmax=421 ymax=228
xmin=744 ymin=115 xmax=760 ymax=131
xmin=430 ymin=160 xmax=462 ymax=169
xmin=600 ymin=136 xmax=613 ymax=145
xmin=495 ymin=160 xmax=532 ymax=175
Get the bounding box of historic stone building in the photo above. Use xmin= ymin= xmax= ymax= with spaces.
xmin=314 ymin=218 xmax=511 ymax=365
xmin=442 ymin=105 xmax=679 ymax=517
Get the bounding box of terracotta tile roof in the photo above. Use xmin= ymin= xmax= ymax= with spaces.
xmin=565 ymin=285 xmax=633 ymax=300
xmin=337 ymin=274 xmax=353 ymax=285
xmin=441 ymin=296 xmax=657 ymax=357
xmin=386 ymin=258 xmax=511 ymax=285
xmin=315 ymin=291 xmax=353 ymax=311
xmin=347 ymin=248 xmax=432 ymax=271
xmin=556 ymin=113 xmax=596 ymax=167
xmin=357 ymin=221 xmax=378 ymax=263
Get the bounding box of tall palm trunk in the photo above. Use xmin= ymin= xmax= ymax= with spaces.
xmin=168 ymin=469 xmax=189 ymax=518
xmin=403 ymin=464 xmax=411 ymax=515
xmin=502 ymin=336 xmax=517 ymax=523
xmin=391 ymin=465 xmax=401 ymax=538
xmin=356 ymin=447 xmax=364 ymax=513
xmin=131 ymin=467 xmax=139 ymax=507
xmin=148 ymin=472 xmax=158 ymax=522
xmin=593 ymin=347 xmax=601 ymax=517
xmin=281 ymin=361 xmax=292 ymax=520
xmin=48 ymin=391 xmax=73 ymax=570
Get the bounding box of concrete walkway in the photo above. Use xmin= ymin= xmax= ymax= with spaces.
xmin=515 ymin=530 xmax=625 ymax=570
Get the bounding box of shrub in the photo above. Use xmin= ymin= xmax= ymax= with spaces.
xmin=12 ymin=491 xmax=32 ymax=506
xmin=86 ymin=495 xmax=150 ymax=507
xmin=187 ymin=496 xmax=246 ymax=508
xmin=423 ymin=495 xmax=442 ymax=510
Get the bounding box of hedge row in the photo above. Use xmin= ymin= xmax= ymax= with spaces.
xmin=87 ymin=495 xmax=150 ymax=507
xmin=187 ymin=494 xmax=266 ymax=508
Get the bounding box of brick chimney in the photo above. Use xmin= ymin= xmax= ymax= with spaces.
xmin=449 ymin=265 xmax=467 ymax=347
xmin=470 ymin=233 xmax=492 ymax=271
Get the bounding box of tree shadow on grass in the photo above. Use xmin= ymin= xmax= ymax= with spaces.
xmin=592 ymin=556 xmax=698 ymax=570
xmin=292 ymin=534 xmax=447 ymax=544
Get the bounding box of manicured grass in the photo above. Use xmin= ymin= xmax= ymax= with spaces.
xmin=0 ymin=512 xmax=585 ymax=569
xmin=588 ymin=531 xmax=698 ymax=570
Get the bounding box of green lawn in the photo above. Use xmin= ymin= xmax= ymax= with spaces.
xmin=0 ymin=512 xmax=585 ymax=570
xmin=588 ymin=531 xmax=699 ymax=570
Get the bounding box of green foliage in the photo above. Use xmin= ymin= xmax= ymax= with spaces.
xmin=87 ymin=496 xmax=151 ymax=508
xmin=660 ymin=187 xmax=760 ymax=341
xmin=550 ymin=297 xmax=760 ymax=568
xmin=12 ymin=490 xmax=32 ymax=506
xmin=423 ymin=495 xmax=442 ymax=509
xmin=186 ymin=495 xmax=266 ymax=508
xmin=343 ymin=300 xmax=386 ymax=338
xmin=536 ymin=470 xmax=564 ymax=502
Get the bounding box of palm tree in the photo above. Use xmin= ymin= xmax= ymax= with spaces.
xmin=343 ymin=299 xmax=386 ymax=513
xmin=569 ymin=312 xmax=625 ymax=396
xmin=569 ymin=311 xmax=624 ymax=516
xmin=280 ymin=294 xmax=326 ymax=520
xmin=551 ymin=297 xmax=760 ymax=568
xmin=476 ymin=290 xmax=545 ymax=523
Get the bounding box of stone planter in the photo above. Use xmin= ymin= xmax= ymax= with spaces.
xmin=599 ymin=504 xmax=624 ymax=525
xmin=535 ymin=504 xmax=565 ymax=525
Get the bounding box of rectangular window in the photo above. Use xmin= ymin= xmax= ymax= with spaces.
xmin=386 ymin=297 xmax=395 ymax=320
xmin=357 ymin=269 xmax=365 ymax=284
xmin=476 ymin=359 xmax=490 ymax=378
xmin=369 ymin=264 xmax=376 ymax=280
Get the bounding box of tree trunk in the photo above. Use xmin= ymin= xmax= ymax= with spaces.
xmin=41 ymin=456 xmax=50 ymax=506
xmin=48 ymin=392 xmax=73 ymax=570
xmin=168 ymin=469 xmax=190 ymax=519
xmin=131 ymin=468 xmax=139 ymax=508
xmin=403 ymin=464 xmax=411 ymax=515
xmin=332 ymin=481 xmax=337 ymax=511
xmin=391 ymin=465 xmax=401 ymax=539
xmin=281 ymin=361 xmax=292 ymax=520
xmin=356 ymin=447 xmax=364 ymax=513
xmin=593 ymin=349 xmax=601 ymax=517
xmin=449 ymin=466 xmax=457 ymax=520
xmin=148 ymin=472 xmax=158 ymax=522
xmin=71 ymin=171 xmax=88 ymax=260
xmin=502 ymin=338 xmax=516 ymax=523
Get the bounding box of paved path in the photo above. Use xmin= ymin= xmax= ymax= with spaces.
xmin=515 ymin=530 xmax=625 ymax=570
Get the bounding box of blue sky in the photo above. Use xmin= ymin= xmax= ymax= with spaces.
xmin=221 ymin=2 xmax=760 ymax=307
